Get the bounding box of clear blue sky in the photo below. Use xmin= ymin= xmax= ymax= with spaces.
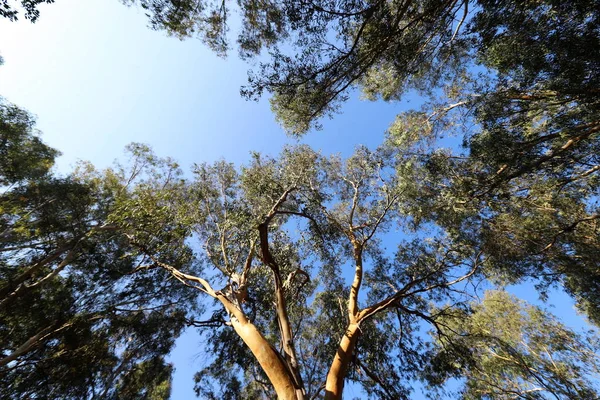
xmin=0 ymin=0 xmax=404 ymax=172
xmin=0 ymin=1 xmax=591 ymax=398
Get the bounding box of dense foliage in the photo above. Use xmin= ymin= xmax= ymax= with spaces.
xmin=1 ymin=0 xmax=599 ymax=399
xmin=0 ymin=101 xmax=201 ymax=398
xmin=3 ymin=99 xmax=598 ymax=398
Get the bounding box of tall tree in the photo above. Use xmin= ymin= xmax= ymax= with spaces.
xmin=384 ymin=0 xmax=600 ymax=325
xmin=113 ymin=144 xmax=598 ymax=399
xmin=0 ymin=101 xmax=201 ymax=398
xmin=2 ymin=101 xmax=598 ymax=398
xmin=3 ymin=1 xmax=599 ymax=397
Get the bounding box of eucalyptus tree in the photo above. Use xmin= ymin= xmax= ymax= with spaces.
xmin=426 ymin=291 xmax=600 ymax=399
xmin=135 ymin=144 xmax=478 ymax=399
xmin=2 ymin=1 xmax=599 ymax=396
xmin=387 ymin=112 xmax=600 ymax=327
xmin=2 ymin=100 xmax=598 ymax=398
xmin=0 ymin=100 xmax=201 ymax=399
xmin=112 ymin=143 xmax=595 ymax=400
xmin=384 ymin=0 xmax=600 ymax=325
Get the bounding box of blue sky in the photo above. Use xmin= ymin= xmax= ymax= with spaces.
xmin=0 ymin=0 xmax=404 ymax=173
xmin=0 ymin=1 xmax=403 ymax=398
xmin=0 ymin=1 xmax=592 ymax=398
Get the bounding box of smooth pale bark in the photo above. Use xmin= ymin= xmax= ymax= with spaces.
xmin=230 ymin=318 xmax=299 ymax=400
xmin=218 ymin=294 xmax=299 ymax=400
xmin=151 ymin=257 xmax=300 ymax=399
xmin=134 ymin=231 xmax=303 ymax=398
xmin=324 ymin=323 xmax=360 ymax=400
xmin=348 ymin=245 xmax=363 ymax=317
xmin=258 ymin=189 xmax=306 ymax=398
xmin=324 ymin=234 xmax=364 ymax=399
xmin=273 ymin=270 xmax=305 ymax=398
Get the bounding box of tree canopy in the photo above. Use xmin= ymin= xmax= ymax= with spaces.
xmin=1 ymin=0 xmax=599 ymax=399
xmin=3 ymin=100 xmax=598 ymax=398
xmin=0 ymin=102 xmax=202 ymax=398
xmin=428 ymin=291 xmax=600 ymax=399
xmin=4 ymin=1 xmax=598 ymax=133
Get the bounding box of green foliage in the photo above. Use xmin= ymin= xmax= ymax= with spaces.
xmin=116 ymin=357 xmax=173 ymax=400
xmin=7 ymin=1 xmax=599 ymax=138
xmin=0 ymin=99 xmax=59 ymax=185
xmin=382 ymin=0 xmax=600 ymax=326
xmin=184 ymin=144 xmax=598 ymax=398
xmin=388 ymin=135 xmax=600 ymax=325
xmin=3 ymin=1 xmax=600 ymax=397
xmin=175 ymin=145 xmax=472 ymax=397
xmin=0 ymin=0 xmax=54 ymax=22
xmin=2 ymin=116 xmax=598 ymax=397
xmin=426 ymin=291 xmax=600 ymax=399
xmin=0 ymin=104 xmax=199 ymax=398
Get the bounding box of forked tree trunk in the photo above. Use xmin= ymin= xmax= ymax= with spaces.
xmin=218 ymin=295 xmax=299 ymax=399
xmin=323 ymin=323 xmax=360 ymax=400
xmin=230 ymin=318 xmax=299 ymax=399
xmin=155 ymin=257 xmax=302 ymax=399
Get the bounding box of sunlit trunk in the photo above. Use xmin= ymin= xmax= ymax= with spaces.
xmin=324 ymin=323 xmax=360 ymax=400
xmin=218 ymin=295 xmax=299 ymax=399
xmin=230 ymin=318 xmax=299 ymax=399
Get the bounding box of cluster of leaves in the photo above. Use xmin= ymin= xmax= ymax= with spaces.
xmin=110 ymin=1 xmax=595 ymax=138
xmin=386 ymin=0 xmax=600 ymax=325
xmin=426 ymin=291 xmax=600 ymax=399
xmin=4 ymin=1 xmax=599 ymax=133
xmin=0 ymin=101 xmax=201 ymax=399
xmin=0 ymin=0 xmax=54 ymax=22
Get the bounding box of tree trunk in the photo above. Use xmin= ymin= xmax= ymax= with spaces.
xmin=153 ymin=258 xmax=302 ymax=398
xmin=324 ymin=323 xmax=360 ymax=400
xmin=273 ymin=269 xmax=305 ymax=397
xmin=230 ymin=317 xmax=299 ymax=400
xmin=0 ymin=324 xmax=54 ymax=367
xmin=218 ymin=294 xmax=300 ymax=400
